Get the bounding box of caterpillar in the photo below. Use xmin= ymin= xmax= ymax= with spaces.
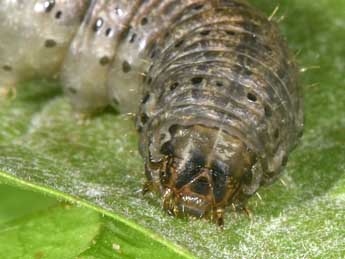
xmin=0 ymin=0 xmax=303 ymax=226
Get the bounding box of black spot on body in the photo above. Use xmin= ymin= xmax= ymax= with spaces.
xmin=141 ymin=17 xmax=148 ymax=26
xmin=200 ymin=30 xmax=210 ymax=36
xmin=45 ymin=39 xmax=57 ymax=48
xmin=99 ymin=56 xmax=110 ymax=66
xmin=216 ymin=81 xmax=224 ymax=87
xmin=2 ymin=65 xmax=12 ymax=71
xmin=191 ymin=77 xmax=203 ymax=85
xmin=55 ymin=11 xmax=62 ymax=19
xmin=129 ymin=33 xmax=137 ymax=43
xmin=160 ymin=141 xmax=174 ymax=156
xmin=247 ymin=92 xmax=257 ymax=102
xmin=192 ymin=4 xmax=204 ymax=10
xmin=122 ymin=61 xmax=131 ymax=73
xmin=175 ymin=152 xmax=205 ymax=189
xmin=105 ymin=28 xmax=113 ymax=37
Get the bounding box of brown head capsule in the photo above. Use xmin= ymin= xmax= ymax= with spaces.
xmin=136 ymin=0 xmax=303 ymax=225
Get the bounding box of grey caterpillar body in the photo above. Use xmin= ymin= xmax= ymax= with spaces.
xmin=0 ymin=0 xmax=303 ymax=225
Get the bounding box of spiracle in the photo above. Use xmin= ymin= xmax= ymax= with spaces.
xmin=0 ymin=0 xmax=303 ymax=226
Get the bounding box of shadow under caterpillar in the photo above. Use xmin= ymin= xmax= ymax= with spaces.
xmin=0 ymin=0 xmax=303 ymax=226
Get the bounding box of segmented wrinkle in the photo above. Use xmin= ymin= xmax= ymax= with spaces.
xmin=0 ymin=0 xmax=302 ymax=225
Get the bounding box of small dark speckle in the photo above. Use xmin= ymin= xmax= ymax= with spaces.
xmin=175 ymin=40 xmax=184 ymax=48
xmin=55 ymin=10 xmax=62 ymax=19
xmin=247 ymin=92 xmax=257 ymax=102
xmin=45 ymin=39 xmax=57 ymax=48
xmin=141 ymin=17 xmax=148 ymax=26
xmin=122 ymin=60 xmax=131 ymax=73
xmin=226 ymin=31 xmax=236 ymax=36
xmin=170 ymin=82 xmax=179 ymax=91
xmin=105 ymin=28 xmax=113 ymax=37
xmin=2 ymin=65 xmax=12 ymax=71
xmin=129 ymin=33 xmax=137 ymax=43
xmin=216 ymin=81 xmax=224 ymax=87
xmin=200 ymin=30 xmax=210 ymax=36
xmin=99 ymin=56 xmax=111 ymax=66
xmin=192 ymin=4 xmax=204 ymax=10
xmin=191 ymin=77 xmax=203 ymax=85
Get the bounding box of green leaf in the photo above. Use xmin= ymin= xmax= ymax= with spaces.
xmin=0 ymin=0 xmax=345 ymax=258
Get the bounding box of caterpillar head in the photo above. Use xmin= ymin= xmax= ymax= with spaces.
xmin=144 ymin=125 xmax=257 ymax=226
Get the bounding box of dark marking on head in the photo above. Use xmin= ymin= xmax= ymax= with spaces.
xmin=211 ymin=167 xmax=227 ymax=203
xmin=169 ymin=124 xmax=179 ymax=135
xmin=175 ymin=152 xmax=205 ymax=189
xmin=160 ymin=169 xmax=172 ymax=186
xmin=190 ymin=177 xmax=210 ymax=195
xmin=160 ymin=141 xmax=174 ymax=156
